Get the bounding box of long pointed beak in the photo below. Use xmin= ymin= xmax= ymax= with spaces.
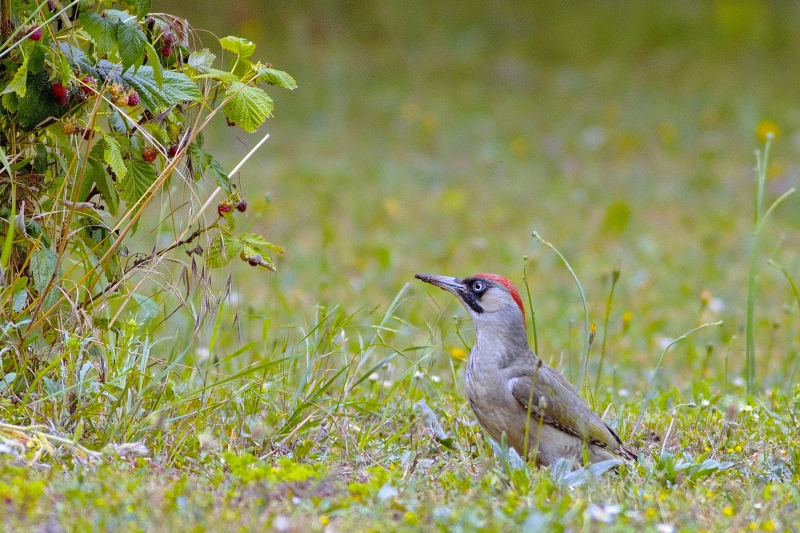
xmin=415 ymin=273 xmax=463 ymax=294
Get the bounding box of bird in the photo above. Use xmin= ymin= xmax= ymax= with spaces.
xmin=415 ymin=272 xmax=636 ymax=466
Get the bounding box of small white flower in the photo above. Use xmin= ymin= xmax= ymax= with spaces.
xmin=431 ymin=375 xmax=441 ymax=383
xmin=657 ymin=524 xmax=674 ymax=533
xmin=732 ymin=377 xmax=745 ymax=387
xmin=368 ymin=372 xmax=379 ymax=381
xmin=709 ymin=297 xmax=724 ymax=313
xmin=754 ymin=502 xmax=763 ymax=509
xmin=414 ymin=371 xmax=424 ymax=379
xmin=618 ymin=389 xmax=630 ymax=397
xmin=383 ymin=380 xmax=393 ymax=388
xmin=701 ymin=399 xmax=710 ymax=407
xmin=587 ymin=503 xmax=622 ymax=523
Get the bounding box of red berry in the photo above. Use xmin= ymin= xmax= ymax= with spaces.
xmin=161 ymin=45 xmax=173 ymax=57
xmin=52 ymin=82 xmax=69 ymax=106
xmin=52 ymin=82 xmax=67 ymax=97
xmin=217 ymin=203 xmax=233 ymax=217
xmin=167 ymin=144 xmax=179 ymax=158
xmin=80 ymin=76 xmax=97 ymax=96
xmin=235 ymin=200 xmax=248 ymax=213
xmin=28 ymin=26 xmax=42 ymax=41
xmin=127 ymin=91 xmax=140 ymax=107
xmin=163 ymin=33 xmax=176 ymax=46
xmin=142 ymin=147 xmax=157 ymax=163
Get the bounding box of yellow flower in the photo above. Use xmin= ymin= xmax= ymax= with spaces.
xmin=320 ymin=515 xmax=330 ymax=526
xmin=723 ymin=506 xmax=735 ymax=517
xmin=755 ymin=119 xmax=781 ymax=143
xmin=450 ymin=347 xmax=467 ymax=361
xmin=763 ymin=519 xmax=776 ymax=531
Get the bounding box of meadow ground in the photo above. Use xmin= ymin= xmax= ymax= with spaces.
xmin=2 ymin=1 xmax=800 ymax=531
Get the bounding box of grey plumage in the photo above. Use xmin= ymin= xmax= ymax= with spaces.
xmin=416 ymin=272 xmax=635 ymax=466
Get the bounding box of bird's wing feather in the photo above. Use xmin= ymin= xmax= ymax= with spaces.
xmin=508 ymin=362 xmax=625 ymax=451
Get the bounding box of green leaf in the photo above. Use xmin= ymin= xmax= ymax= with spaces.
xmin=116 ymin=22 xmax=148 ymax=73
xmin=136 ymin=0 xmax=152 ymax=20
xmin=2 ymin=55 xmax=29 ymax=97
xmin=15 ymin=70 xmax=66 ymax=130
xmin=241 ymin=233 xmax=284 ymax=253
xmin=131 ymin=293 xmax=157 ymax=320
xmin=119 ymin=160 xmax=157 ymax=204
xmin=187 ymin=142 xmax=231 ymax=192
xmin=220 ymin=36 xmax=256 ymax=58
xmin=83 ymin=153 xmax=118 ymax=216
xmin=81 ymin=12 xmax=118 ymax=58
xmin=28 ymin=45 xmax=46 ymax=74
xmin=255 ymin=67 xmax=297 ymax=90
xmin=187 ymin=49 xmax=216 ymax=73
xmin=30 ymin=249 xmax=58 ymax=294
xmin=204 ymin=234 xmax=241 ymax=268
xmin=103 ymin=136 xmax=127 ymax=181
xmin=115 ymin=64 xmax=202 ymax=111
xmin=144 ymin=43 xmax=163 ymax=86
xmin=193 ymin=68 xmax=240 ymax=83
xmin=223 ymin=82 xmax=273 ymax=133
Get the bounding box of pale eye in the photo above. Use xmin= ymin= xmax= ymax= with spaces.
xmin=472 ymin=281 xmax=485 ymax=293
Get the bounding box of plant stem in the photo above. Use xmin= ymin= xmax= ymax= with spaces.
xmin=532 ymin=231 xmax=590 ymax=389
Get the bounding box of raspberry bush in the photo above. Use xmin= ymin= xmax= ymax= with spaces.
xmin=0 ymin=0 xmax=295 ymax=384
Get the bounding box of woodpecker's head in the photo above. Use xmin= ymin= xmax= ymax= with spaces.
xmin=415 ymin=273 xmax=526 ymax=327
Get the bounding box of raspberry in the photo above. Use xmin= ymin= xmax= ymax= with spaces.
xmin=142 ymin=147 xmax=157 ymax=163
xmin=62 ymin=122 xmax=77 ymax=135
xmin=52 ymin=82 xmax=69 ymax=106
xmin=217 ymin=203 xmax=233 ymax=217
xmin=109 ymin=83 xmax=125 ymax=97
xmin=161 ymin=45 xmax=173 ymax=57
xmin=114 ymin=95 xmax=129 ymax=107
xmin=167 ymin=144 xmax=179 ymax=158
xmin=80 ymin=76 xmax=97 ymax=96
xmin=163 ymin=33 xmax=176 ymax=46
xmin=28 ymin=26 xmax=42 ymax=41
xmin=52 ymin=82 xmax=67 ymax=97
xmin=235 ymin=200 xmax=248 ymax=213
xmin=127 ymin=91 xmax=140 ymax=107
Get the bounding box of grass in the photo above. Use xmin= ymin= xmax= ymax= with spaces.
xmin=3 ymin=1 xmax=800 ymax=531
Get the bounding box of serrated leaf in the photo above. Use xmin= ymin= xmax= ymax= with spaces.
xmin=81 ymin=12 xmax=118 ymax=58
xmin=209 ymin=158 xmax=231 ymax=192
xmin=88 ymin=143 xmax=119 ymax=215
xmin=119 ymin=160 xmax=157 ymax=204
xmin=13 ymin=289 xmax=28 ymax=313
xmin=136 ymin=0 xmax=152 ymax=19
xmin=224 ymin=82 xmax=273 ymax=133
xmin=204 ymin=234 xmax=241 ymax=268
xmin=116 ymin=22 xmax=147 ymax=73
xmin=187 ymin=49 xmax=216 ymax=73
xmin=30 ymin=249 xmax=58 ymax=294
xmin=115 ymin=64 xmax=202 ymax=111
xmin=187 ymin=142 xmax=231 ymax=192
xmin=131 ymin=293 xmax=157 ymax=319
xmin=143 ymin=43 xmax=163 ymax=86
xmin=28 ymin=45 xmax=46 ymax=74
xmin=221 ymin=211 xmax=235 ymax=228
xmin=255 ymin=67 xmax=297 ymax=90
xmin=193 ymin=68 xmax=240 ymax=83
xmin=2 ymin=55 xmax=29 ymax=97
xmin=14 ymin=71 xmax=66 ymax=130
xmin=103 ymin=136 xmax=127 ymax=180
xmin=241 ymin=233 xmax=284 ymax=253
xmin=220 ymin=36 xmax=256 ymax=58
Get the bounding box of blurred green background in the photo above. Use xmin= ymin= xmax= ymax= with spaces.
xmin=155 ymin=0 xmax=799 ymax=387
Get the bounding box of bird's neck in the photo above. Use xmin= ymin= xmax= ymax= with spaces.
xmin=472 ymin=316 xmax=532 ymax=368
